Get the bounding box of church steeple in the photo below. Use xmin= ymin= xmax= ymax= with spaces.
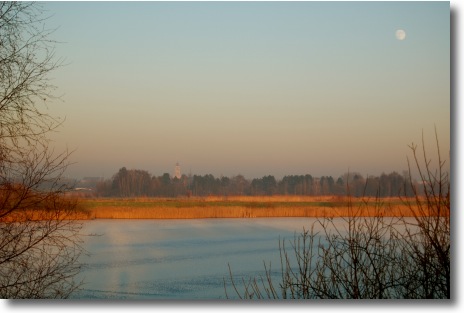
xmin=174 ymin=162 xmax=181 ymax=179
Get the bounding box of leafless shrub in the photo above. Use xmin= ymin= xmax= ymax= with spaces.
xmin=1 ymin=2 xmax=85 ymax=298
xmin=226 ymin=130 xmax=450 ymax=299
xmin=397 ymin=129 xmax=450 ymax=299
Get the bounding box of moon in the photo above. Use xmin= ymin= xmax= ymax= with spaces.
xmin=396 ymin=29 xmax=406 ymax=41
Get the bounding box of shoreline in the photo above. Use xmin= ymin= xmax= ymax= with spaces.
xmin=3 ymin=196 xmax=437 ymax=222
xmin=76 ymin=196 xmax=425 ymax=220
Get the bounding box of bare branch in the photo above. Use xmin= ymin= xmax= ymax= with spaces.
xmin=1 ymin=2 xmax=85 ymax=299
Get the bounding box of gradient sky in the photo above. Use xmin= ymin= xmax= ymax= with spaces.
xmin=44 ymin=1 xmax=450 ymax=180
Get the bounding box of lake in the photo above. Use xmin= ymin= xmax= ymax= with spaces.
xmin=72 ymin=218 xmax=321 ymax=299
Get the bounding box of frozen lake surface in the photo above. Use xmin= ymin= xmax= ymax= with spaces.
xmin=73 ymin=218 xmax=320 ymax=299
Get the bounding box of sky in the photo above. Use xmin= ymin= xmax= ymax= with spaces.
xmin=43 ymin=1 xmax=450 ymax=180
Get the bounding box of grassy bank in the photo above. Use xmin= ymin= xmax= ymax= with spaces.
xmin=75 ymin=196 xmax=417 ymax=220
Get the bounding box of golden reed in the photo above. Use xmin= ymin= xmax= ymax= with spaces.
xmin=3 ymin=196 xmax=435 ymax=221
xmin=79 ymin=196 xmax=423 ymax=220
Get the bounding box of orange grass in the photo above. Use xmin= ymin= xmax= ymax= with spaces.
xmin=77 ymin=197 xmax=425 ymax=220
xmin=0 ymin=208 xmax=92 ymax=222
xmin=0 ymin=192 xmax=92 ymax=222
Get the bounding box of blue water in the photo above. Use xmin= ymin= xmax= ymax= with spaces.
xmin=73 ymin=218 xmax=319 ymax=299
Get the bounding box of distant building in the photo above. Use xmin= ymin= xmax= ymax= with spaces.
xmin=174 ymin=162 xmax=181 ymax=179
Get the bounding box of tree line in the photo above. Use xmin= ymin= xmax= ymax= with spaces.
xmin=226 ymin=131 xmax=450 ymax=299
xmin=92 ymin=167 xmax=418 ymax=198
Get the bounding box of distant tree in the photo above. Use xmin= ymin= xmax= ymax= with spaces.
xmin=110 ymin=168 xmax=152 ymax=197
xmin=130 ymin=169 xmax=152 ymax=196
xmin=346 ymin=173 xmax=365 ymax=197
xmin=263 ymin=175 xmax=277 ymax=195
xmin=364 ymin=175 xmax=380 ymax=197
xmin=154 ymin=173 xmax=174 ymax=197
xmin=161 ymin=173 xmax=171 ymax=185
xmin=304 ymin=174 xmax=314 ymax=195
xmin=191 ymin=174 xmax=220 ymax=196
xmin=172 ymin=174 xmax=189 ymax=197
xmin=326 ymin=176 xmax=335 ymax=194
xmin=94 ymin=170 xmax=426 ymax=198
xmin=151 ymin=176 xmax=161 ymax=196
xmin=95 ymin=179 xmax=112 ymax=197
xmin=112 ymin=167 xmax=128 ymax=196
xmin=278 ymin=175 xmax=312 ymax=195
xmin=388 ymin=171 xmax=404 ymax=197
xmin=220 ymin=176 xmax=231 ymax=196
xmin=251 ymin=175 xmax=277 ymax=196
xmin=333 ymin=176 xmax=345 ymax=195
xmin=230 ymin=175 xmax=250 ymax=196
xmin=320 ymin=176 xmax=330 ymax=195
xmin=379 ymin=173 xmax=391 ymax=197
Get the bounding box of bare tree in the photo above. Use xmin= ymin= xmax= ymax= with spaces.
xmin=397 ymin=129 xmax=450 ymax=299
xmin=1 ymin=2 xmax=85 ymax=298
xmin=227 ymin=206 xmax=406 ymax=299
xmin=226 ymin=131 xmax=450 ymax=299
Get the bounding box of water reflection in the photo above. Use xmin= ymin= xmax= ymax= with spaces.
xmin=73 ymin=218 xmax=316 ymax=299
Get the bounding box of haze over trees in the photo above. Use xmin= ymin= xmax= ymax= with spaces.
xmin=93 ymin=168 xmax=418 ymax=198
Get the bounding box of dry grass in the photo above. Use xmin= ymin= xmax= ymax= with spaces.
xmin=77 ymin=196 xmax=424 ymax=220
xmin=1 ymin=209 xmax=92 ymax=222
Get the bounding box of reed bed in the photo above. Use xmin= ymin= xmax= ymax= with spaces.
xmin=78 ymin=197 xmax=420 ymax=220
xmin=0 ymin=209 xmax=92 ymax=222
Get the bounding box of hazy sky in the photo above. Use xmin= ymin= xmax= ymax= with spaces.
xmin=44 ymin=1 xmax=450 ymax=180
